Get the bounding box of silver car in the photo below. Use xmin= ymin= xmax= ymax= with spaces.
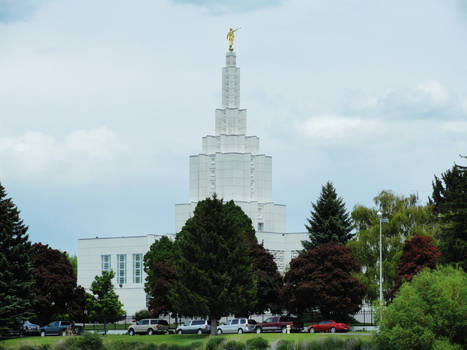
xmin=216 ymin=318 xmax=256 ymax=334
xmin=176 ymin=320 xmax=210 ymax=334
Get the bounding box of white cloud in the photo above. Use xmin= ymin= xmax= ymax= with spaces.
xmin=0 ymin=127 xmax=127 ymax=184
xmin=300 ymin=115 xmax=381 ymax=141
xmin=417 ymin=81 xmax=450 ymax=104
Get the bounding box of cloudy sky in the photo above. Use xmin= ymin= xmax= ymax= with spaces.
xmin=1 ymin=0 xmax=466 ymax=254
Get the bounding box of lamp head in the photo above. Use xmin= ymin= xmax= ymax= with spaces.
xmin=377 ymin=210 xmax=382 ymax=218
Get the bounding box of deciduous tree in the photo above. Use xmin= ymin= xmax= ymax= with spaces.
xmin=86 ymin=271 xmax=125 ymax=334
xmin=281 ymin=243 xmax=365 ymax=320
xmin=170 ymin=196 xmax=256 ymax=335
xmin=347 ymin=191 xmax=437 ymax=302
xmin=144 ymin=236 xmax=178 ymax=317
xmin=302 ymin=182 xmax=352 ymax=251
xmin=376 ymin=266 xmax=466 ymax=350
xmin=390 ymin=234 xmax=440 ymax=298
xmin=31 ymin=243 xmax=77 ymax=325
xmin=430 ymin=161 xmax=467 ymax=270
xmin=0 ymin=183 xmax=33 ymax=336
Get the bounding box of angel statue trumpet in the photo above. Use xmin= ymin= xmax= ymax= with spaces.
xmin=227 ymin=27 xmax=241 ymax=51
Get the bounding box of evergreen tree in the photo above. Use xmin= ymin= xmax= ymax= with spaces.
xmin=222 ymin=203 xmax=283 ymax=316
xmin=430 ymin=161 xmax=467 ymax=270
xmin=0 ymin=183 xmax=33 ymax=336
xmin=170 ymin=196 xmax=256 ymax=335
xmin=302 ymin=181 xmax=352 ymax=251
xmin=86 ymin=271 xmax=125 ymax=334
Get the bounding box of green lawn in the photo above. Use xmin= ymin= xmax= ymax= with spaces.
xmin=1 ymin=332 xmax=373 ymax=349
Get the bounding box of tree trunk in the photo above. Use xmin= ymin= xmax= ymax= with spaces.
xmin=210 ymin=317 xmax=217 ymax=336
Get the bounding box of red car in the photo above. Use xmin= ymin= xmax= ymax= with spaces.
xmin=307 ymin=320 xmax=350 ymax=333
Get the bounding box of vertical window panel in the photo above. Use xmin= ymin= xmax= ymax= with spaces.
xmin=133 ymin=254 xmax=142 ymax=284
xmin=117 ymin=254 xmax=126 ymax=285
xmin=101 ymin=255 xmax=111 ymax=273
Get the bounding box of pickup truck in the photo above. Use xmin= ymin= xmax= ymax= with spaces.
xmin=255 ymin=316 xmax=303 ymax=333
xmin=40 ymin=321 xmax=81 ymax=336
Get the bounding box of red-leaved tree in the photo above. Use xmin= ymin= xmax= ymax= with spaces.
xmin=281 ymin=243 xmax=366 ymax=320
xmin=390 ymin=234 xmax=440 ymax=298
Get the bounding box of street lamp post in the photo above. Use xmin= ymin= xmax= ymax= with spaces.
xmin=377 ymin=211 xmax=388 ymax=306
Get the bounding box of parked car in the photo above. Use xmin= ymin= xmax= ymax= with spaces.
xmin=216 ymin=318 xmax=256 ymax=334
xmin=128 ymin=319 xmax=169 ymax=336
xmin=176 ymin=320 xmax=210 ymax=335
xmin=40 ymin=321 xmax=75 ymax=336
xmin=22 ymin=321 xmax=40 ymax=336
xmin=255 ymin=315 xmax=303 ymax=333
xmin=307 ymin=320 xmax=350 ymax=333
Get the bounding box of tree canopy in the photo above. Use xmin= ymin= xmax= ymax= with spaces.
xmin=376 ymin=265 xmax=466 ymax=350
xmin=302 ymin=181 xmax=352 ymax=251
xmin=86 ymin=271 xmax=125 ymax=333
xmin=0 ymin=183 xmax=33 ymax=336
xmin=281 ymin=243 xmax=366 ymax=320
xmin=430 ymin=161 xmax=467 ymax=270
xmin=169 ymin=196 xmax=256 ymax=334
xmin=347 ymin=190 xmax=437 ymax=302
xmin=390 ymin=234 xmax=440 ymax=298
xmin=31 ymin=243 xmax=78 ymax=325
xmin=144 ymin=236 xmax=178 ymax=317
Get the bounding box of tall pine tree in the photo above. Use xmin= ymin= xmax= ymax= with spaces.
xmin=430 ymin=161 xmax=467 ymax=270
xmin=302 ymin=182 xmax=352 ymax=251
xmin=0 ymin=183 xmax=33 ymax=336
xmin=170 ymin=196 xmax=256 ymax=335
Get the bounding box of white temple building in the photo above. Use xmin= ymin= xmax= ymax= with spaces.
xmin=77 ymin=48 xmax=307 ymax=316
xmin=175 ymin=51 xmax=286 ymax=234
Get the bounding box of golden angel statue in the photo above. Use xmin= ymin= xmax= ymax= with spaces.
xmin=227 ymin=27 xmax=241 ymax=51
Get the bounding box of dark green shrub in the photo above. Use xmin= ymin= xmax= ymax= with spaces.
xmin=110 ymin=341 xmax=148 ymax=350
xmin=74 ymin=332 xmax=104 ymax=350
xmin=206 ymin=336 xmax=226 ymax=350
xmin=222 ymin=340 xmax=245 ymax=350
xmin=245 ymin=337 xmax=268 ymax=350
xmin=189 ymin=341 xmax=203 ymax=349
xmin=159 ymin=344 xmax=170 ymax=350
xmin=321 ymin=337 xmax=344 ymax=350
xmin=276 ymin=340 xmax=293 ymax=350
xmin=376 ymin=266 xmax=466 ymax=350
xmin=432 ymin=339 xmax=463 ymax=350
xmin=18 ymin=345 xmax=38 ymax=350
xmin=141 ymin=344 xmax=159 ymax=350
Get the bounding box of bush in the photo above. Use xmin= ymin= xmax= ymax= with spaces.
xmin=73 ymin=332 xmax=104 ymax=350
xmin=276 ymin=340 xmax=293 ymax=350
xmin=53 ymin=337 xmax=78 ymax=350
xmin=134 ymin=309 xmax=153 ymax=321
xmin=376 ymin=265 xmax=467 ymax=350
xmin=18 ymin=345 xmax=38 ymax=350
xmin=206 ymin=336 xmax=226 ymax=350
xmin=432 ymin=339 xmax=463 ymax=350
xmin=222 ymin=340 xmax=245 ymax=350
xmin=245 ymin=337 xmax=268 ymax=350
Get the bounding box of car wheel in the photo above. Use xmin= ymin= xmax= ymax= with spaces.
xmin=148 ymin=328 xmax=154 ymax=336
xmin=217 ymin=329 xmax=222 ymax=335
xmin=309 ymin=327 xmax=315 ymax=333
xmin=237 ymin=328 xmax=243 ymax=334
xmin=177 ymin=329 xmax=182 ymax=335
xmin=197 ymin=329 xmax=202 ymax=335
xmin=129 ymin=329 xmax=135 ymax=336
xmin=40 ymin=331 xmax=46 ymax=337
xmin=61 ymin=330 xmax=66 ymax=336
xmin=281 ymin=327 xmax=287 ymax=334
xmin=330 ymin=327 xmax=336 ymax=333
xmin=256 ymin=327 xmax=262 ymax=334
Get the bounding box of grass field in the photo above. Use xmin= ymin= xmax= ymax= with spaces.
xmin=0 ymin=332 xmax=373 ymax=349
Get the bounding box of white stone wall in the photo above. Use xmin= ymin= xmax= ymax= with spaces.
xmin=77 ymin=235 xmax=174 ymax=316
xmin=77 ymin=232 xmax=307 ymax=315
